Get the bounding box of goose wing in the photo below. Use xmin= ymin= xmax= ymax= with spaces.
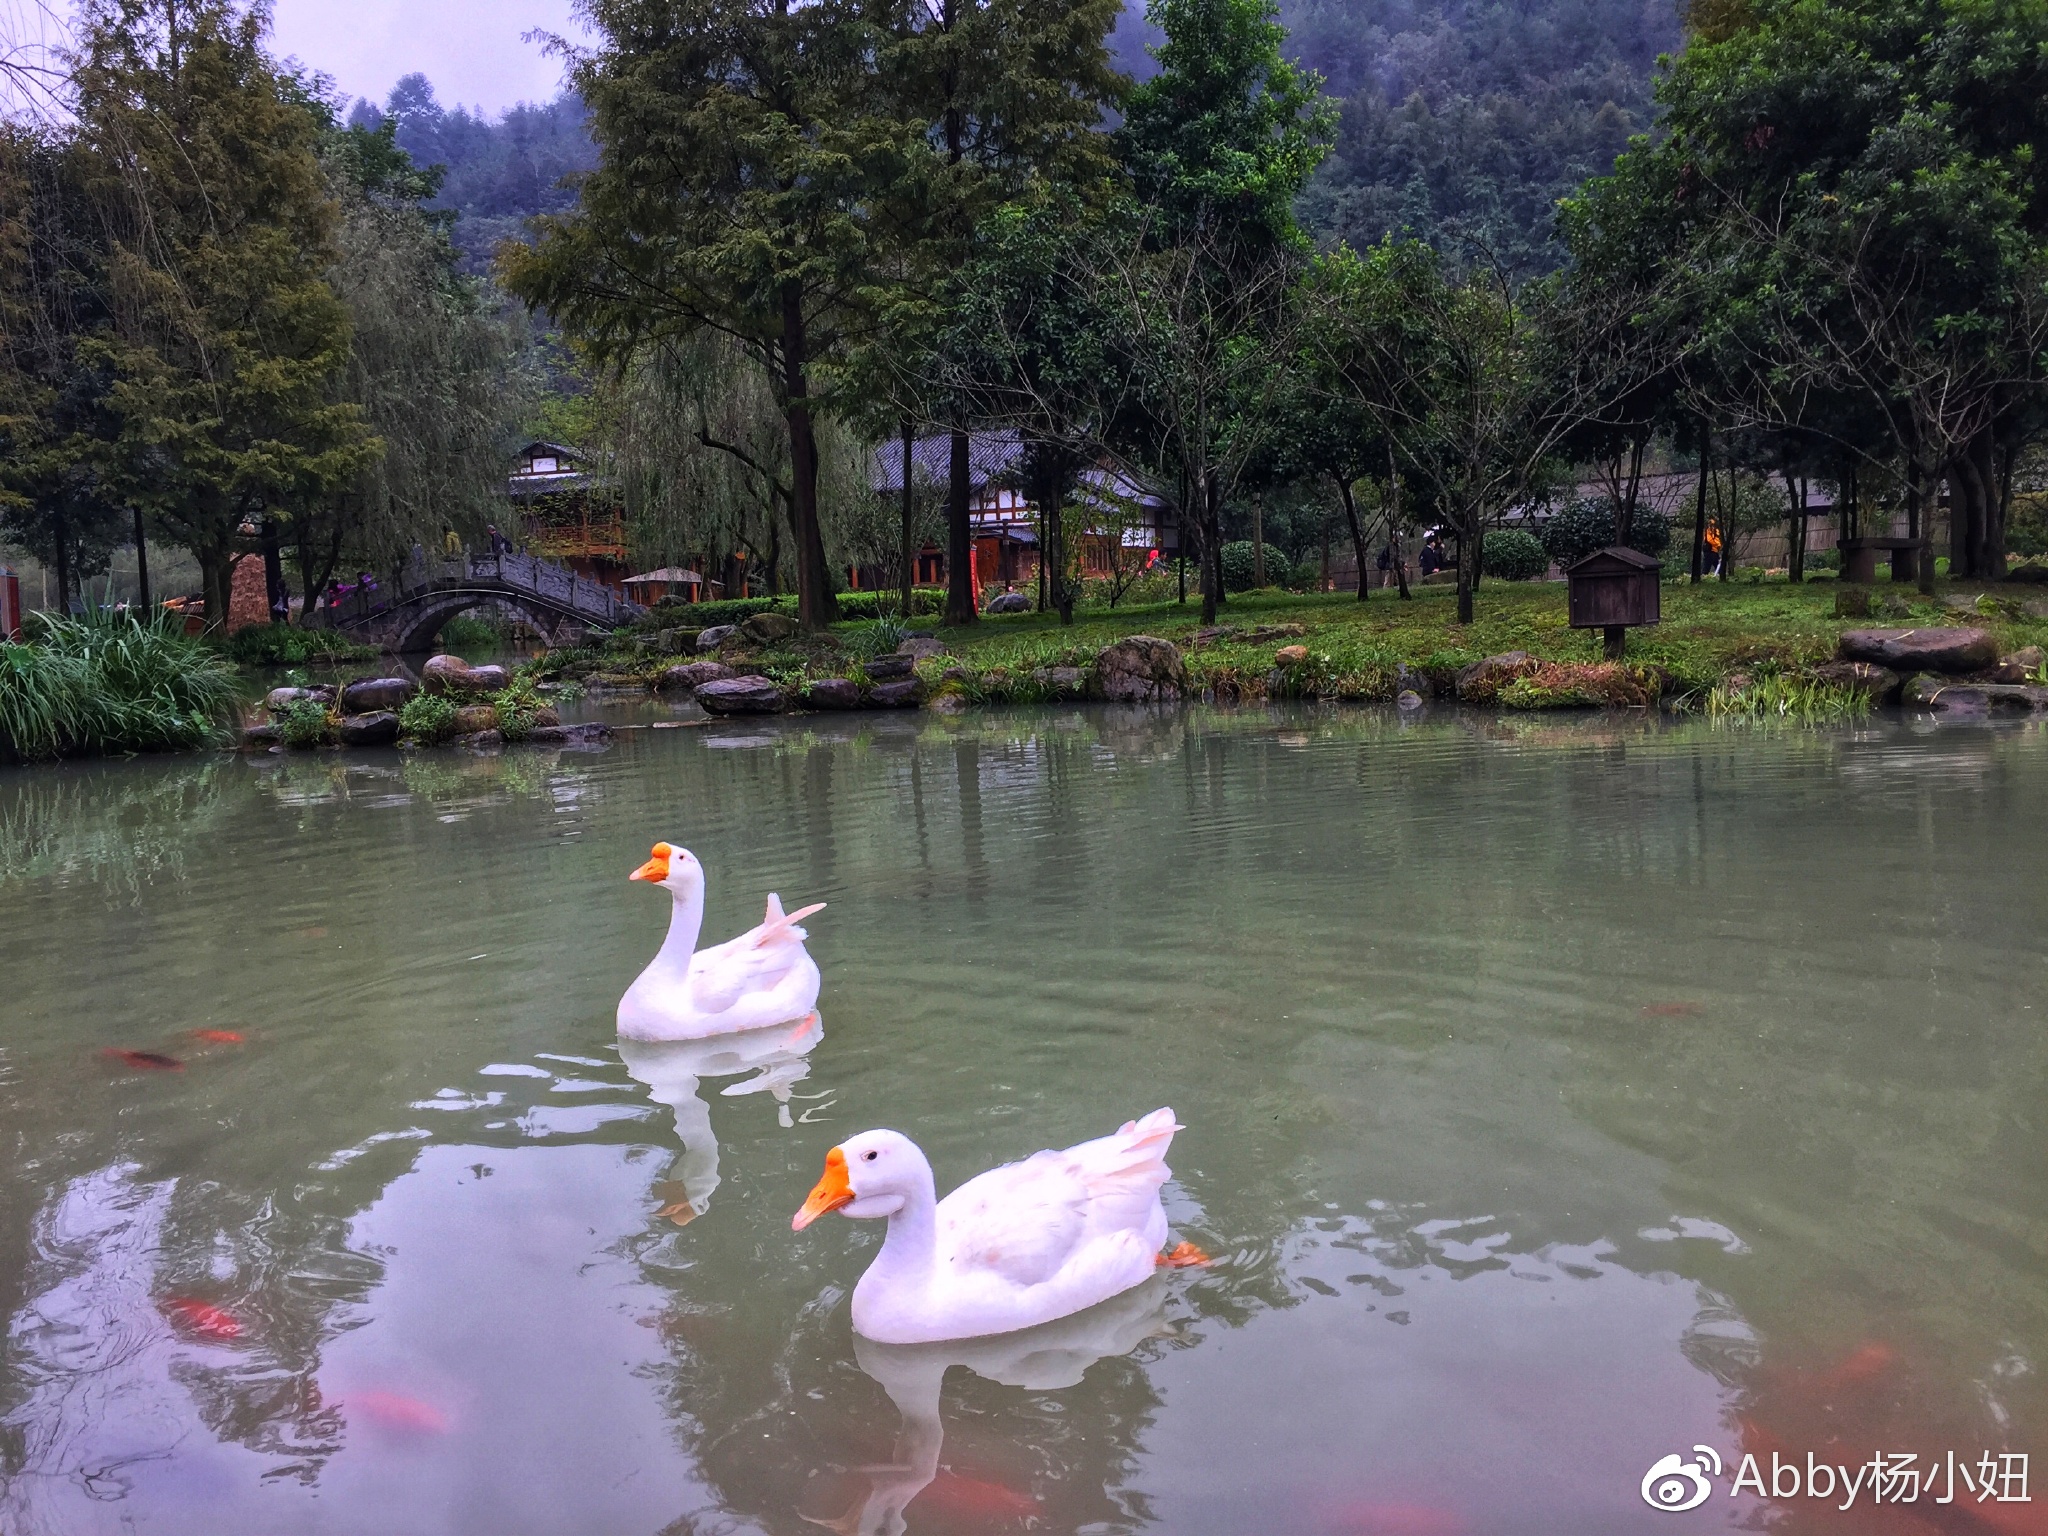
xmin=936 ymin=1109 xmax=1182 ymax=1290
xmin=686 ymin=894 xmax=822 ymax=1015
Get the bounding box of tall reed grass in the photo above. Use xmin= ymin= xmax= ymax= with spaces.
xmin=0 ymin=610 xmax=242 ymax=762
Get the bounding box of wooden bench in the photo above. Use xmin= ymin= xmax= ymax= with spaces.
xmin=1839 ymin=537 xmax=1922 ymax=584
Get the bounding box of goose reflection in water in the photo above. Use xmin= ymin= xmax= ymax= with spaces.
xmin=617 ymin=1012 xmax=827 ymax=1223
xmin=802 ymin=1276 xmax=1172 ymax=1536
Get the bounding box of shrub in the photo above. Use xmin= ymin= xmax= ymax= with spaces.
xmin=2010 ymin=491 xmax=2048 ymax=557
xmin=1538 ymin=498 xmax=1670 ymax=567
xmin=1285 ymin=558 xmax=1326 ymax=592
xmin=434 ymin=613 xmax=503 ymax=655
xmin=490 ymin=675 xmax=547 ymax=742
xmin=645 ymin=595 xmax=790 ymax=629
xmin=219 ymin=623 xmax=376 ymax=666
xmin=276 ymin=698 xmax=334 ymax=749
xmin=1218 ymin=541 xmax=1291 ymax=592
xmin=841 ymin=617 xmax=909 ymax=660
xmin=398 ymin=691 xmax=459 ymax=745
xmin=832 ymin=587 xmax=946 ymax=619
xmin=2 ymin=610 xmax=241 ymax=760
xmin=1483 ymin=528 xmax=1549 ymax=581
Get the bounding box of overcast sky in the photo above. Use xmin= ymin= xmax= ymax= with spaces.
xmin=269 ymin=0 xmax=591 ymax=117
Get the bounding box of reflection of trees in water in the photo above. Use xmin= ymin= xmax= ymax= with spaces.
xmin=0 ymin=1161 xmax=380 ymax=1519
xmin=0 ymin=759 xmax=229 ymax=894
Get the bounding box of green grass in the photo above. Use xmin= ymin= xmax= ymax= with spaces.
xmin=2 ymin=610 xmax=243 ymax=762
xmin=913 ymin=577 xmax=2045 ymax=704
xmin=1704 ymin=673 xmax=1873 ymax=723
xmin=219 ymin=623 xmax=377 ymax=666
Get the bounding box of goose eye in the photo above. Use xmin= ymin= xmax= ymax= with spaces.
xmin=863 ymin=1150 xmax=878 ymax=1162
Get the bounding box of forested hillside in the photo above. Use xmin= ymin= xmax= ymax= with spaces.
xmin=353 ymin=0 xmax=1678 ymax=277
xmin=1292 ymin=0 xmax=1679 ymax=272
xmin=346 ymin=75 xmax=596 ymax=273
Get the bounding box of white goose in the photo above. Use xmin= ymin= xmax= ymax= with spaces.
xmin=792 ymin=1108 xmax=1205 ymax=1344
xmin=618 ymin=842 xmax=824 ymax=1041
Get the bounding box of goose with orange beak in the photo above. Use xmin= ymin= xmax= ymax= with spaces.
xmin=618 ymin=842 xmax=826 ymax=1041
xmin=792 ymin=1109 xmax=1206 ymax=1344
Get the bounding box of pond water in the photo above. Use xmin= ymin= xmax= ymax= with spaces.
xmin=3 ymin=705 xmax=2045 ymax=1536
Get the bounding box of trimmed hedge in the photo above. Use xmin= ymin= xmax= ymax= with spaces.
xmin=1539 ymin=498 xmax=1671 ymax=566
xmin=1483 ymin=528 xmax=1549 ymax=581
xmin=1219 ymin=541 xmax=1292 ymax=592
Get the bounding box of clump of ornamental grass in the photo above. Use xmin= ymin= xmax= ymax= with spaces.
xmin=1 ymin=610 xmax=241 ymax=761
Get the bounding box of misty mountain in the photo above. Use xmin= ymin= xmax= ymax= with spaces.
xmin=354 ymin=0 xmax=1680 ymax=279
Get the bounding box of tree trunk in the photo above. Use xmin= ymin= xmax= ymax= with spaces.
xmin=132 ymin=508 xmax=152 ymax=614
xmin=1198 ymin=471 xmax=1221 ymax=625
xmin=779 ymin=283 xmax=836 ymax=629
xmin=201 ymin=547 xmax=232 ymax=635
xmin=1251 ymin=495 xmax=1265 ymax=587
xmin=261 ymin=516 xmax=286 ymax=623
xmin=1617 ymin=434 xmax=1646 ymax=551
xmin=944 ymin=427 xmax=975 ymax=625
xmin=1388 ymin=452 xmax=1410 ymax=599
xmin=899 ymin=420 xmax=916 ymax=619
xmin=1690 ymin=426 xmax=1710 ymax=584
xmin=1992 ymin=438 xmax=2014 ymax=579
xmin=1782 ymin=469 xmax=1806 ymax=583
xmin=1335 ymin=475 xmax=1370 ymax=601
xmin=51 ymin=501 xmax=72 ymax=617
xmin=1454 ymin=508 xmax=1475 ymax=623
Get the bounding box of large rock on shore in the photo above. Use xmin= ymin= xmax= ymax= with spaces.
xmin=740 ymin=611 xmax=799 ymax=643
xmin=422 ymin=654 xmax=499 ymax=697
xmin=338 ymin=710 xmax=401 ymax=746
xmin=804 ymin=678 xmax=862 ymax=710
xmin=339 ymin=676 xmax=416 ymax=713
xmin=867 ymin=678 xmax=927 ymax=708
xmin=1992 ymin=645 xmax=2045 ymax=683
xmin=864 ymin=653 xmax=916 ymax=682
xmin=1902 ymin=675 xmax=2048 ymax=714
xmin=657 ymin=660 xmax=733 ymax=694
xmin=898 ymin=636 xmax=951 ymax=660
xmin=1838 ymin=627 xmax=1997 ymax=673
xmin=1808 ymin=661 xmax=1904 ymax=703
xmin=1094 ymin=636 xmax=1185 ymax=702
xmin=264 ymin=684 xmax=334 ymax=714
xmin=452 ymin=704 xmax=500 ymax=734
xmin=695 ymin=677 xmax=786 ymax=715
xmin=695 ymin=624 xmax=737 ymax=652
xmin=986 ymin=591 xmax=1031 ymax=614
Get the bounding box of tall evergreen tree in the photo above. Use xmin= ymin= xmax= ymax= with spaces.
xmin=70 ymin=0 xmax=376 ymax=629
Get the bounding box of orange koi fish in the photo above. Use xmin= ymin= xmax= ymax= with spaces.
xmin=162 ymin=1296 xmax=241 ymax=1340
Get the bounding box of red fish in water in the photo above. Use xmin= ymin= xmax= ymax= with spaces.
xmin=190 ymin=1029 xmax=245 ymax=1044
xmin=1157 ymin=1241 xmax=1212 ymax=1268
xmin=1641 ymin=1002 xmax=1704 ymax=1017
xmin=350 ymin=1391 xmax=450 ymax=1436
xmin=162 ymin=1296 xmax=241 ymax=1340
xmin=1826 ymin=1341 xmax=1896 ymax=1386
xmin=1318 ymin=1501 xmax=1464 ymax=1535
xmin=296 ymin=925 xmax=328 ymax=939
xmin=913 ymin=1470 xmax=1040 ymax=1522
xmin=103 ymin=1047 xmax=183 ymax=1072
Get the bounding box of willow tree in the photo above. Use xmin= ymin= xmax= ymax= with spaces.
xmin=71 ymin=0 xmax=376 ymax=629
xmin=501 ymin=0 xmax=922 ymax=630
xmin=293 ymin=117 xmax=531 ymax=616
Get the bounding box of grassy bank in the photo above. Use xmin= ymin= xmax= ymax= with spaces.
xmin=927 ymin=579 xmax=2046 ymax=699
xmin=0 ymin=611 xmax=243 ymax=762
xmin=565 ymin=575 xmax=2048 ymax=716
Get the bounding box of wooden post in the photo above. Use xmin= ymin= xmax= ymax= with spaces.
xmin=1603 ymin=625 xmax=1626 ymax=661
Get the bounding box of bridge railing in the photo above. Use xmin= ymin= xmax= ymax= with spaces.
xmin=315 ymin=549 xmax=644 ymax=629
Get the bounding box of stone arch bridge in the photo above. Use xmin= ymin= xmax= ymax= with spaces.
xmin=311 ymin=551 xmax=644 ymax=653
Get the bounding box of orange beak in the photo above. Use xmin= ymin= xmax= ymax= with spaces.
xmin=792 ymin=1147 xmax=854 ymax=1231
xmin=629 ymin=842 xmax=673 ymax=883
